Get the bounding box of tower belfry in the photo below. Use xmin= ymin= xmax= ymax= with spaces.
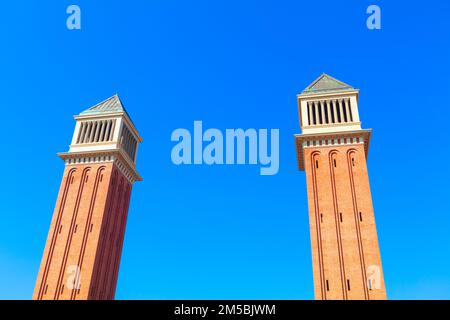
xmin=33 ymin=95 xmax=142 ymax=300
xmin=295 ymin=74 xmax=386 ymax=300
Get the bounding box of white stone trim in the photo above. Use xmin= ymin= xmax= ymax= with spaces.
xmin=64 ymin=155 xmax=136 ymax=183
xmin=350 ymin=95 xmax=360 ymax=122
xmin=113 ymin=158 xmax=135 ymax=183
xmin=301 ymin=136 xmax=365 ymax=149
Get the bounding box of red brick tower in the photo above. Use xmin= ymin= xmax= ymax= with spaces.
xmin=295 ymin=74 xmax=386 ymax=300
xmin=33 ymin=95 xmax=142 ymax=300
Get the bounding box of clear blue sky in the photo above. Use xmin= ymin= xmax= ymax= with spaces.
xmin=1 ymin=0 xmax=449 ymax=300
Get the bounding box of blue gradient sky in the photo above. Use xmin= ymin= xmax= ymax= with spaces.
xmin=1 ymin=1 xmax=449 ymax=299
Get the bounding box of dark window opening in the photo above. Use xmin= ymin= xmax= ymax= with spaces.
xmin=343 ymin=102 xmax=348 ymax=122
xmin=316 ymin=160 xmax=319 ymax=169
xmin=307 ymin=103 xmax=311 ymax=125
xmin=324 ymin=102 xmax=329 ymax=124
xmin=347 ymin=280 xmax=351 ymax=291
xmin=74 ymin=224 xmax=78 ymax=234
xmin=318 ymin=102 xmax=323 ymax=124
xmin=334 ymin=159 xmax=337 ymax=167
xmin=359 ymin=212 xmax=363 ymax=222
xmin=330 ymin=102 xmax=335 ymax=123
xmin=326 ymin=280 xmax=330 ymax=291
xmin=337 ymin=104 xmax=342 ymax=123
xmin=352 ymin=158 xmax=355 ymax=166
xmin=320 ymin=213 xmax=323 ymax=223
xmin=312 ymin=104 xmax=317 ymax=125
xmin=340 ymin=213 xmax=343 ymax=222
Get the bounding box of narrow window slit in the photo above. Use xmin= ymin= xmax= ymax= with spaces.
xmin=307 ymin=103 xmax=311 ymax=125
xmin=330 ymin=102 xmax=335 ymax=123
xmin=343 ymin=101 xmax=348 ymax=122
xmin=337 ymin=103 xmax=342 ymax=123
xmin=312 ymin=104 xmax=317 ymax=125
xmin=318 ymin=102 xmax=323 ymax=124
xmin=349 ymin=100 xmax=353 ymax=121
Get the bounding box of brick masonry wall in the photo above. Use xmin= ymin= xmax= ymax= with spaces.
xmin=304 ymin=143 xmax=386 ymax=300
xmin=33 ymin=162 xmax=132 ymax=300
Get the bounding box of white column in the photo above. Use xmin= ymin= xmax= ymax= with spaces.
xmin=307 ymin=102 xmax=313 ymax=126
xmin=84 ymin=122 xmax=92 ymax=143
xmin=104 ymin=120 xmax=112 ymax=141
xmin=332 ymin=100 xmax=338 ymax=123
xmin=345 ymin=98 xmax=352 ymax=122
xmin=300 ymin=100 xmax=309 ymax=127
xmin=320 ymin=101 xmax=326 ymax=124
xmin=111 ymin=119 xmax=120 ymax=142
xmin=314 ymin=101 xmax=319 ymax=125
xmin=94 ymin=121 xmax=101 ymax=142
xmin=73 ymin=121 xmax=83 ymax=145
xmin=326 ymin=100 xmax=332 ymax=124
xmin=337 ymin=100 xmax=343 ymax=123
xmin=99 ymin=120 xmax=106 ymax=142
xmin=89 ymin=122 xmax=96 ymax=143
xmin=349 ymin=96 xmax=360 ymax=122
xmin=125 ymin=130 xmax=130 ymax=151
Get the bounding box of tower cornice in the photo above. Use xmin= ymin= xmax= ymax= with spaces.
xmin=298 ymin=88 xmax=359 ymax=100
xmin=294 ymin=129 xmax=372 ymax=171
xmin=57 ymin=148 xmax=142 ymax=183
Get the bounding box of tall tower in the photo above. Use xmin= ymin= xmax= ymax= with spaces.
xmin=295 ymin=74 xmax=386 ymax=300
xmin=33 ymin=95 xmax=142 ymax=300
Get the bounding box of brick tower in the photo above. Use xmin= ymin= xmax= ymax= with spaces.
xmin=33 ymin=95 xmax=142 ymax=300
xmin=295 ymin=74 xmax=386 ymax=300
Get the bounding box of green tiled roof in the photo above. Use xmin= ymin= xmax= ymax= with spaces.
xmin=302 ymin=73 xmax=354 ymax=94
xmin=80 ymin=94 xmax=133 ymax=123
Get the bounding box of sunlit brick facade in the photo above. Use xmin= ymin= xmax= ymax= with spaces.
xmin=33 ymin=95 xmax=142 ymax=300
xmin=295 ymin=74 xmax=386 ymax=300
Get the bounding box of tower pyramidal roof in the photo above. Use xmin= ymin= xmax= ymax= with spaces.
xmin=79 ymin=94 xmax=133 ymax=123
xmin=302 ymin=73 xmax=354 ymax=94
